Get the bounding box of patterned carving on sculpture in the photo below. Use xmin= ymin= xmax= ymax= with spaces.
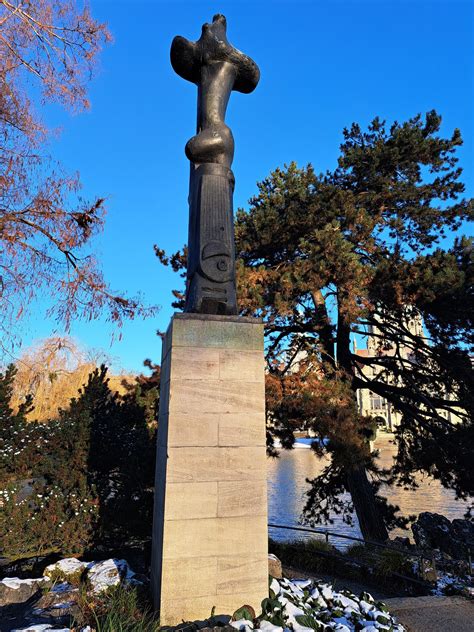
xmin=171 ymin=14 xmax=260 ymax=314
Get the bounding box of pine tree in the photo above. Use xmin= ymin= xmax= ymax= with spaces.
xmin=62 ymin=365 xmax=157 ymax=547
xmin=157 ymin=111 xmax=473 ymax=540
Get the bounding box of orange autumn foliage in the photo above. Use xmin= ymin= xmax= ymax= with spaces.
xmin=11 ymin=336 xmax=134 ymax=421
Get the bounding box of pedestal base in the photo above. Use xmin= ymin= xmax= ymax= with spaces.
xmin=151 ymin=314 xmax=268 ymax=625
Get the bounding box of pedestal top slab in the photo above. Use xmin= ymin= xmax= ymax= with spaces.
xmin=163 ymin=313 xmax=264 ymax=355
xmin=174 ymin=313 xmax=262 ymax=324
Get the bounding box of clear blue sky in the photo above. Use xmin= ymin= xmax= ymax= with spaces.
xmin=22 ymin=0 xmax=474 ymax=373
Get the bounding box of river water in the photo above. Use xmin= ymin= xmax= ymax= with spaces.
xmin=267 ymin=432 xmax=470 ymax=547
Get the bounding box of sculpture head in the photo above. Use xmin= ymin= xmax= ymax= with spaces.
xmin=170 ymin=14 xmax=260 ymax=94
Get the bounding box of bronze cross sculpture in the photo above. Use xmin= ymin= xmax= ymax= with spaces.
xmin=171 ymin=14 xmax=260 ymax=315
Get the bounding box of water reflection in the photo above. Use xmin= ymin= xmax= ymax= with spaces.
xmin=267 ymin=432 xmax=469 ymax=547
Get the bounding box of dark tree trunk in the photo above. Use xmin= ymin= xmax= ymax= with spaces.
xmin=346 ymin=465 xmax=389 ymax=542
xmin=311 ymin=290 xmax=336 ymax=368
xmin=336 ymin=302 xmax=388 ymax=542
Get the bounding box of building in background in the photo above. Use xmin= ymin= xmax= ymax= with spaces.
xmin=355 ymin=313 xmax=463 ymax=430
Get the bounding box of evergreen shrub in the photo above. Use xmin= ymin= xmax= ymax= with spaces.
xmin=0 ymin=364 xmax=158 ymax=562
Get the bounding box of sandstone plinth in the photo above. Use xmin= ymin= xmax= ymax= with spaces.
xmin=151 ymin=314 xmax=268 ymax=624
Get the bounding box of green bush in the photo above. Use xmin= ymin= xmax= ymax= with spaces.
xmin=1 ymin=365 xmax=97 ymax=560
xmin=345 ymin=543 xmax=375 ymax=562
xmin=374 ymin=549 xmax=414 ymax=578
xmin=0 ymin=364 xmax=158 ymax=561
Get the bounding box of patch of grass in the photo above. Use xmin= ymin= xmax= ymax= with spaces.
xmin=270 ymin=537 xmax=338 ymax=574
xmin=46 ymin=567 xmax=85 ymax=587
xmin=40 ymin=580 xmax=54 ymax=595
xmin=374 ymin=549 xmax=414 ymax=578
xmin=346 ymin=544 xmax=414 ymax=578
xmin=72 ymin=584 xmax=160 ymax=632
xmin=345 ymin=543 xmax=376 ymax=563
xmin=271 ymin=537 xmax=421 ymax=595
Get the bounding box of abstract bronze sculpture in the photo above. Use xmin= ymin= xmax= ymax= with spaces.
xmin=151 ymin=20 xmax=266 ymax=621
xmin=171 ymin=14 xmax=260 ymax=315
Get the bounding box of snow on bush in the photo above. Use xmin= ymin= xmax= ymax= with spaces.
xmin=231 ymin=577 xmax=405 ymax=632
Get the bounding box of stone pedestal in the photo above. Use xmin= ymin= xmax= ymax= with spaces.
xmin=151 ymin=314 xmax=268 ymax=625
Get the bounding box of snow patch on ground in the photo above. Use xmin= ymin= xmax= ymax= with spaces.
xmin=12 ymin=625 xmax=90 ymax=632
xmin=41 ymin=556 xmax=137 ymax=595
xmin=1 ymin=577 xmax=49 ymax=590
xmin=50 ymin=582 xmax=73 ymax=593
xmin=432 ymin=570 xmax=473 ymax=596
xmin=11 ymin=626 xmax=71 ymax=632
xmin=44 ymin=557 xmax=88 ymax=579
xmin=87 ymin=558 xmax=136 ymax=594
